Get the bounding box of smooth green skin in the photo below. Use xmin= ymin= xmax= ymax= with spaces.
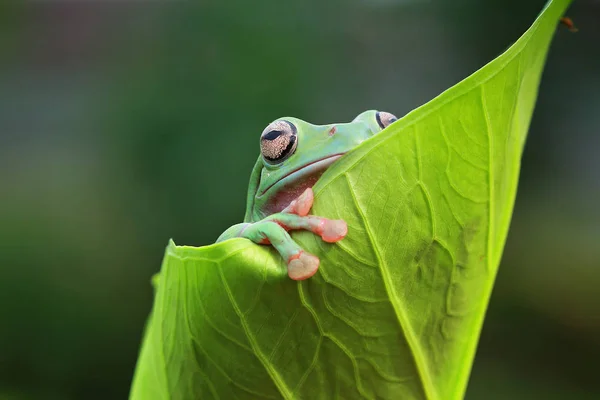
xmin=130 ymin=1 xmax=572 ymax=399
xmin=217 ymin=110 xmax=390 ymax=280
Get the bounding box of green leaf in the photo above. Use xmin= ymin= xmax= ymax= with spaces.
xmin=130 ymin=1 xmax=572 ymax=399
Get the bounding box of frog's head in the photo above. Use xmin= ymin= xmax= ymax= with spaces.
xmin=244 ymin=110 xmax=398 ymax=222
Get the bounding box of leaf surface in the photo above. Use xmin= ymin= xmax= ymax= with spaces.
xmin=130 ymin=1 xmax=572 ymax=398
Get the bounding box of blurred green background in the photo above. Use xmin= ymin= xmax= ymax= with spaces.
xmin=1 ymin=0 xmax=598 ymax=399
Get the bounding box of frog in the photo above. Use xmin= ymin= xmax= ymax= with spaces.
xmin=217 ymin=110 xmax=398 ymax=281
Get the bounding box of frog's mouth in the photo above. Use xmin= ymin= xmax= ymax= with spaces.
xmin=259 ymin=153 xmax=344 ymax=214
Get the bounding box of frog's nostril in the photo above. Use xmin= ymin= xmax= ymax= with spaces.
xmin=328 ymin=126 xmax=337 ymax=136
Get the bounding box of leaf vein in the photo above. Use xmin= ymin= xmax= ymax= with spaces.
xmin=217 ymin=265 xmax=293 ymax=399
xmin=297 ymin=284 xmax=372 ymax=399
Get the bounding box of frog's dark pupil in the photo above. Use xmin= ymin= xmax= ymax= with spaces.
xmin=263 ymin=130 xmax=282 ymax=141
xmin=389 ymin=117 xmax=398 ymax=123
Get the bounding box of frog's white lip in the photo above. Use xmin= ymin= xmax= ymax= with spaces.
xmin=259 ymin=153 xmax=345 ymax=197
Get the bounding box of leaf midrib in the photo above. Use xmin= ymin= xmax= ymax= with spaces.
xmin=344 ymin=174 xmax=438 ymax=400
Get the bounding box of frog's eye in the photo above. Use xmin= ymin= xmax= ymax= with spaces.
xmin=260 ymin=120 xmax=298 ymax=165
xmin=376 ymin=111 xmax=398 ymax=130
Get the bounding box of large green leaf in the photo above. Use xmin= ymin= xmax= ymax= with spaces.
xmin=130 ymin=1 xmax=571 ymax=398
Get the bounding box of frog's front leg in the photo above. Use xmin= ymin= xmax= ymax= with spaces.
xmin=217 ymin=188 xmax=347 ymax=280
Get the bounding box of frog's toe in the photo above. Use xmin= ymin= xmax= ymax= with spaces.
xmin=318 ymin=219 xmax=348 ymax=243
xmin=282 ymin=188 xmax=313 ymax=216
xmin=287 ymin=251 xmax=320 ymax=280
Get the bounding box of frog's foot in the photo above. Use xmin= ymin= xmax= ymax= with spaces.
xmin=278 ymin=188 xmax=347 ymax=242
xmin=265 ymin=213 xmax=347 ymax=243
xmin=240 ymin=188 xmax=348 ymax=280
xmin=281 ymin=187 xmax=314 ymax=217
xmin=287 ymin=251 xmax=320 ymax=280
xmin=239 ymin=220 xmax=321 ymax=280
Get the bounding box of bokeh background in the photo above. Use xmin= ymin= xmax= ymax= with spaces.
xmin=1 ymin=0 xmax=598 ymax=399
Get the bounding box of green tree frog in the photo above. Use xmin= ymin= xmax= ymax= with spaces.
xmin=217 ymin=110 xmax=398 ymax=280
